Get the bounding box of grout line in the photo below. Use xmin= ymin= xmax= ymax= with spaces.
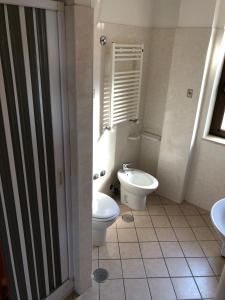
xmin=116 ymin=224 xmax=127 ymax=300
xmin=156 ymin=216 xmax=179 ymax=299
xmin=97 ymin=246 xmax=100 ymax=300
xmin=133 ymin=218 xmax=153 ymax=300
xmin=97 ymin=195 xmax=220 ymax=300
xmin=166 ymin=209 xmax=204 ymax=300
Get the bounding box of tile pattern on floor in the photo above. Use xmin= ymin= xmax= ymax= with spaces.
xmin=80 ymin=194 xmax=225 ymax=300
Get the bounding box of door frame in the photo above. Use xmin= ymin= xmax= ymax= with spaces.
xmin=45 ymin=7 xmax=74 ymax=300
xmin=57 ymin=7 xmax=74 ymax=283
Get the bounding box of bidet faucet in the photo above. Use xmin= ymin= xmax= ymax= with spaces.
xmin=122 ymin=162 xmax=133 ymax=171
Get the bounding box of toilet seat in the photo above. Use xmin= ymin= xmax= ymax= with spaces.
xmin=93 ymin=192 xmax=119 ymax=221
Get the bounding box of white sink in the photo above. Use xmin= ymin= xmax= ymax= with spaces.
xmin=211 ymin=198 xmax=225 ymax=256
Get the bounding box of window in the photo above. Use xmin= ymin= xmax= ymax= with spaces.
xmin=210 ymin=58 xmax=225 ymax=138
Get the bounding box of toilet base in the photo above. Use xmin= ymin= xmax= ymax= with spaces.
xmin=121 ymin=187 xmax=146 ymax=210
xmin=92 ymin=228 xmax=106 ymax=246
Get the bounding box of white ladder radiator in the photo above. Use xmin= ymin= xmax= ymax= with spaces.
xmin=110 ymin=43 xmax=144 ymax=127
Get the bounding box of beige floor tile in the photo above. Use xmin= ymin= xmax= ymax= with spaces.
xmin=209 ymin=226 xmax=220 ymax=240
xmin=132 ymin=209 xmax=149 ymax=216
xmin=151 ymin=216 xmax=171 ymax=227
xmin=199 ymin=241 xmax=221 ymax=257
xmin=172 ymin=277 xmax=201 ymax=299
xmin=208 ymin=257 xmax=225 ymax=275
xmin=197 ymin=207 xmax=209 ymax=215
xmin=119 ymin=204 xmax=133 ymax=216
xmin=155 ymin=228 xmax=177 ymax=241
xmin=195 ymin=276 xmax=218 ymax=299
xmin=117 ymin=228 xmax=138 ymax=242
xmin=202 ymin=214 xmax=213 ymax=226
xmin=180 ymin=241 xmax=205 ymax=257
xmin=100 ymin=279 xmax=125 ymax=300
xmin=134 ymin=216 xmax=153 ymax=227
xmin=122 ymin=259 xmax=146 ymax=278
xmin=109 ymin=221 xmax=116 ymax=229
xmin=140 ymin=242 xmax=163 ymax=258
xmin=148 ymin=278 xmax=176 ymax=300
xmin=192 ymin=227 xmax=215 ymax=241
xmin=116 ymin=216 xmax=135 ymax=228
xmin=65 ymin=292 xmax=77 ymax=300
xmin=169 ymin=216 xmax=189 ymax=227
xmin=187 ymin=258 xmax=214 ymax=276
xmin=165 ymin=258 xmax=192 ymax=276
xmin=186 ymin=216 xmax=207 ymax=227
xmin=77 ymin=281 xmax=99 ymax=300
xmin=92 ymin=246 xmax=98 ymax=259
xmin=106 ymin=229 xmax=118 ymax=242
xmin=124 ymin=279 xmax=151 ymax=300
xmin=148 ymin=205 xmax=166 ymax=216
xmin=160 ymin=242 xmax=184 ymax=257
xmin=92 ymin=260 xmax=98 ymax=272
xmin=160 ymin=196 xmax=177 ymax=205
xmin=147 ymin=194 xmax=161 ymax=205
xmin=99 ymin=260 xmax=122 ymax=279
xmin=180 ymin=204 xmax=200 ymax=216
xmin=136 ymin=228 xmax=158 ymax=242
xmin=144 ymin=258 xmax=169 ymax=277
xmin=99 ymin=243 xmax=120 ymax=259
xmin=119 ymin=243 xmax=141 ymax=259
xmin=164 ymin=205 xmax=183 ymax=216
xmin=174 ymin=228 xmax=196 ymax=241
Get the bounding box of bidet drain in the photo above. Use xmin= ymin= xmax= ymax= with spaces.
xmin=93 ymin=268 xmax=109 ymax=283
xmin=122 ymin=214 xmax=134 ymax=223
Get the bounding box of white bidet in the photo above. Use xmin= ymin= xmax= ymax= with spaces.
xmin=117 ymin=168 xmax=159 ymax=210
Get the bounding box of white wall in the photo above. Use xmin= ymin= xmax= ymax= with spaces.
xmin=99 ymin=0 xmax=153 ymax=27
xmin=185 ymin=27 xmax=225 ymax=210
xmin=93 ymin=0 xmax=225 ymax=211
xmin=151 ymin=0 xmax=180 ymax=28
xmin=157 ymin=28 xmax=211 ymax=202
xmin=93 ymin=22 xmax=151 ymax=194
xmin=178 ymin=0 xmax=216 ymax=27
xmin=214 ymin=0 xmax=225 ymax=28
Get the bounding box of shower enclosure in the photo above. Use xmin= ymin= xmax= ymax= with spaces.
xmin=0 ymin=1 xmax=72 ymax=299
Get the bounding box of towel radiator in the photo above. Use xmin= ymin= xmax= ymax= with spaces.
xmin=110 ymin=43 xmax=144 ymax=127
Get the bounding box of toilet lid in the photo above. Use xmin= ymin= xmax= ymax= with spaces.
xmin=93 ymin=192 xmax=120 ymax=219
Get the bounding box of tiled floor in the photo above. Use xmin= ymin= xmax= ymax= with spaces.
xmin=79 ymin=194 xmax=225 ymax=300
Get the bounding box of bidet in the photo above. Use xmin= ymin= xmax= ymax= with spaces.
xmin=117 ymin=168 xmax=159 ymax=210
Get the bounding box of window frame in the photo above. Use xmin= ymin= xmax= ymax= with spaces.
xmin=209 ymin=58 xmax=225 ymax=138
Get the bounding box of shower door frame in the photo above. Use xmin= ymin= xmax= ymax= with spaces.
xmin=47 ymin=4 xmax=74 ymax=300
xmin=0 ymin=0 xmax=74 ymax=299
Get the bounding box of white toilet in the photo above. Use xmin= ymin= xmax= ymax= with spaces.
xmin=92 ymin=192 xmax=120 ymax=246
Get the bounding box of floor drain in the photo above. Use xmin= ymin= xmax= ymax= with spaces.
xmin=122 ymin=214 xmax=134 ymax=223
xmin=93 ymin=268 xmax=109 ymax=283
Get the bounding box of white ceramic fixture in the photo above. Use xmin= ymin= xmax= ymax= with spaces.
xmin=92 ymin=192 xmax=120 ymax=246
xmin=211 ymin=198 xmax=225 ymax=257
xmin=117 ymin=168 xmax=159 ymax=210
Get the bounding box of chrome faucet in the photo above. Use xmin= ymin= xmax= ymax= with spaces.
xmin=122 ymin=162 xmax=133 ymax=171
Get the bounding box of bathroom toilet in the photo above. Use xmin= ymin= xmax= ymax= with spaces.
xmin=92 ymin=192 xmax=120 ymax=246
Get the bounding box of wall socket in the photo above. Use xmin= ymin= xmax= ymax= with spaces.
xmin=187 ymin=89 xmax=193 ymax=98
